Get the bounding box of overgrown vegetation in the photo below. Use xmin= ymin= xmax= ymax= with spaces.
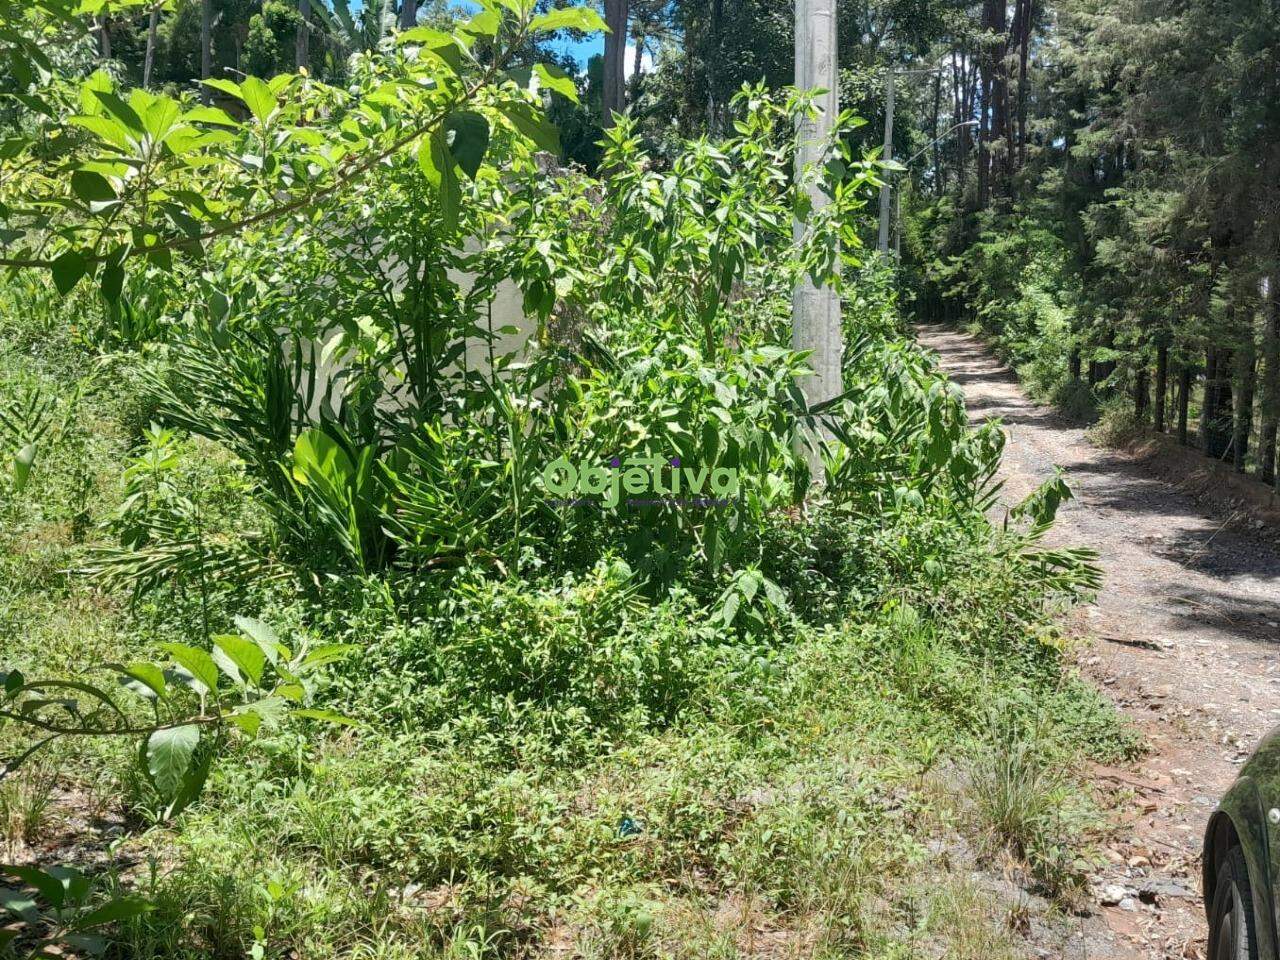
xmin=0 ymin=1 xmax=1135 ymax=957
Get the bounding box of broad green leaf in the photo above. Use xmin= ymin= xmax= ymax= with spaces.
xmin=398 ymin=26 xmax=456 ymax=47
xmin=235 ymin=696 xmax=289 ymax=729
xmin=416 ymin=136 xmax=441 ymax=187
xmin=0 ymin=137 xmax=28 ymax=160
xmin=462 ymin=6 xmax=501 ymax=36
xmin=299 ymin=643 xmax=356 ymax=669
xmin=51 ymin=251 xmax=87 ymax=295
xmin=292 ymin=428 xmax=354 ymax=491
xmin=146 ymin=724 xmax=199 ymax=797
xmin=100 ymin=262 xmax=124 ymax=303
xmin=71 ymin=170 xmax=115 ymax=203
xmin=114 ymin=662 xmax=166 ymax=700
xmin=239 ymin=76 xmax=276 ymax=125
xmin=228 ymin=711 xmax=261 ymax=737
xmin=444 ymin=110 xmax=489 ymax=179
xmin=2 ymin=866 xmax=62 ymax=910
xmin=159 ymin=643 xmax=219 ymax=695
xmin=183 ymin=105 xmax=239 ymax=127
xmin=79 ymin=70 xmax=114 ymax=115
xmin=0 ymin=888 xmax=38 ymax=925
xmin=293 ymin=708 xmax=360 ymax=726
xmin=720 ymin=591 xmax=740 ymax=626
xmin=47 ymin=866 xmax=90 ymax=905
xmin=70 ymin=896 xmax=152 ymax=931
xmin=529 ymin=7 xmax=607 ymax=33
xmin=200 ymin=78 xmax=243 ymax=100
xmin=534 ymin=63 xmax=578 ymax=102
xmin=163 ymin=744 xmax=213 ymax=819
xmin=429 ymin=129 xmax=460 ymax=231
xmin=212 ymin=633 xmax=265 ymax=685
xmin=69 ymin=114 xmax=131 ymax=150
xmin=132 ymin=88 xmax=181 ymax=141
xmin=497 ymin=101 xmax=560 ymax=154
xmin=91 ymin=90 xmax=144 ymax=136
xmin=234 ymin=616 xmax=289 ymax=664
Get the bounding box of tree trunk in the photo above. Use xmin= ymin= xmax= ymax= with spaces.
xmin=1200 ymin=347 xmax=1217 ymax=448
xmin=399 ymin=0 xmax=417 ymax=30
xmin=932 ymin=69 xmax=943 ymax=196
xmin=707 ymin=0 xmax=725 ymax=132
xmin=1234 ymin=338 xmax=1256 ymax=472
xmin=143 ymin=3 xmax=159 ymax=87
xmin=1017 ymin=0 xmax=1033 ymax=168
xmin=1134 ymin=367 xmax=1149 ymax=421
xmin=1177 ymin=363 xmax=1191 ymax=445
xmin=296 ymin=0 xmax=309 ymax=70
xmin=1259 ymin=281 xmax=1279 ymax=485
xmin=977 ymin=4 xmax=992 ymax=209
xmin=96 ymin=14 xmax=111 ymax=59
xmin=1154 ymin=342 xmax=1168 ymax=433
xmin=602 ymin=0 xmax=629 ymax=123
xmin=200 ymin=0 xmax=213 ymax=104
xmin=1201 ymin=346 xmax=1234 ymax=460
xmin=792 ymin=0 xmax=843 ymax=485
xmin=631 ymin=24 xmax=645 ymax=86
xmin=951 ymin=51 xmax=967 ymax=186
xmin=995 ymin=0 xmax=1013 ymax=193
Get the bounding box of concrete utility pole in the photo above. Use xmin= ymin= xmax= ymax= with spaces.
xmin=792 ymin=0 xmax=842 ymax=484
xmin=877 ymin=67 xmax=894 ymax=253
xmin=295 ymin=0 xmax=309 ymax=71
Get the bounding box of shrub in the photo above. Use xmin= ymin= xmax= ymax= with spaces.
xmin=335 ymin=559 xmax=744 ymax=750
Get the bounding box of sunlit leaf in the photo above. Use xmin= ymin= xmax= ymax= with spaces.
xmin=159 ymin=643 xmax=218 ymax=695
xmin=528 ymin=7 xmax=607 ymax=33
xmin=146 ymin=724 xmax=200 ymax=797
xmin=534 ymin=62 xmax=578 ymax=102
xmin=238 ymin=76 xmax=276 ymax=126
xmin=497 ymin=101 xmax=560 ymax=154
xmin=212 ymin=633 xmax=265 ymax=686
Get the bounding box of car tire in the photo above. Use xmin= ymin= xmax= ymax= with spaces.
xmin=1210 ymin=845 xmax=1260 ymax=960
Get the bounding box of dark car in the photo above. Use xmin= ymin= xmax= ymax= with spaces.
xmin=1204 ymin=728 xmax=1280 ymax=959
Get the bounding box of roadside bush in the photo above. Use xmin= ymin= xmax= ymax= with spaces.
xmin=335 ymin=559 xmax=745 ymax=749
xmin=0 ymin=23 xmax=1129 ymax=957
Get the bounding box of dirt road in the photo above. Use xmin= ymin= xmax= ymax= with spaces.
xmin=915 ymin=323 xmax=1280 ymax=960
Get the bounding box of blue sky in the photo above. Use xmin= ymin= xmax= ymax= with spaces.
xmin=453 ymin=0 xmax=607 ymax=70
xmin=549 ymin=34 xmax=605 ymax=70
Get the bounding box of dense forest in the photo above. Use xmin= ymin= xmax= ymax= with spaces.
xmin=0 ymin=0 xmax=1273 ymax=958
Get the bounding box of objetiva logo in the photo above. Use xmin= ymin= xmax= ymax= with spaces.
xmin=542 ymin=455 xmax=739 ymax=508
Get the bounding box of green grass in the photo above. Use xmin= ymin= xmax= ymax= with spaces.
xmin=0 ymin=287 xmax=1136 ymax=959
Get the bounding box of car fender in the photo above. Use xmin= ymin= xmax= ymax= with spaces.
xmin=1205 ymin=774 xmax=1276 ymax=960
